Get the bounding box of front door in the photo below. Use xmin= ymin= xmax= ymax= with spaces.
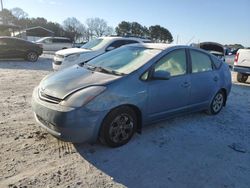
xmin=147 ymin=49 xmax=190 ymax=121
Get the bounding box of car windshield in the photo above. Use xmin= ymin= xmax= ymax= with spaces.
xmin=87 ymin=46 xmax=161 ymax=75
xmin=81 ymin=38 xmax=107 ymax=50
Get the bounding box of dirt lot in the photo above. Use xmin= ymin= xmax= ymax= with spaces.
xmin=0 ymin=56 xmax=250 ymax=188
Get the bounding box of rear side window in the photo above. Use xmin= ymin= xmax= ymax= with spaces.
xmin=154 ymin=49 xmax=187 ymax=77
xmin=52 ymin=38 xmax=71 ymax=43
xmin=190 ymin=50 xmax=213 ymax=73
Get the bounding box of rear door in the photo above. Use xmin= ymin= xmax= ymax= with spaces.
xmin=0 ymin=38 xmax=20 ymax=58
xmin=188 ymin=49 xmax=218 ymax=109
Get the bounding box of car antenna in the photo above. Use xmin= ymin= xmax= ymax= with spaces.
xmin=186 ymin=36 xmax=195 ymax=45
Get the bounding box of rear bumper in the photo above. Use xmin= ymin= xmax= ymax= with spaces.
xmin=31 ymin=87 xmax=107 ymax=143
xmin=233 ymin=66 xmax=250 ymax=75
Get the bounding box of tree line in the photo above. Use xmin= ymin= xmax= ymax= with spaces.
xmin=0 ymin=7 xmax=173 ymax=43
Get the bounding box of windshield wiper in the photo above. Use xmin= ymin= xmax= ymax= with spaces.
xmin=84 ymin=63 xmax=96 ymax=70
xmin=85 ymin=64 xmax=125 ymax=76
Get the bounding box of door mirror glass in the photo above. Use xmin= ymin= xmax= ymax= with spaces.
xmin=152 ymin=70 xmax=171 ymax=80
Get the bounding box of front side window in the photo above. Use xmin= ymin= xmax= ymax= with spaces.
xmin=154 ymin=49 xmax=187 ymax=77
xmin=190 ymin=50 xmax=212 ymax=73
xmin=44 ymin=38 xmax=52 ymax=44
xmin=87 ymin=46 xmax=161 ymax=75
xmin=81 ymin=38 xmax=105 ymax=50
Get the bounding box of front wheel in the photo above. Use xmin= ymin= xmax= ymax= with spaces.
xmin=237 ymin=73 xmax=248 ymax=83
xmin=26 ymin=51 xmax=38 ymax=62
xmin=100 ymin=106 xmax=137 ymax=147
xmin=207 ymin=91 xmax=225 ymax=115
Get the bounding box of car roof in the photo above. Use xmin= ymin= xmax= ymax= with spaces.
xmin=126 ymin=43 xmax=188 ymax=50
xmin=38 ymin=37 xmax=70 ymax=40
xmin=0 ymin=36 xmax=31 ymax=42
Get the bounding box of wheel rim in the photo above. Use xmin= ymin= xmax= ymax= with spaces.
xmin=28 ymin=52 xmax=37 ymax=61
xmin=109 ymin=114 xmax=134 ymax=143
xmin=212 ymin=93 xmax=224 ymax=113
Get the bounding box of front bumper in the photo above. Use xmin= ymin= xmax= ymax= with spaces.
xmin=233 ymin=66 xmax=250 ymax=75
xmin=31 ymin=87 xmax=107 ymax=143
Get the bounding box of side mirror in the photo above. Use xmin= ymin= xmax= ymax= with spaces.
xmin=152 ymin=70 xmax=171 ymax=80
xmin=106 ymin=46 xmax=115 ymax=51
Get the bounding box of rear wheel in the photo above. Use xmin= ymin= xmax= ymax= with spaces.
xmin=207 ymin=91 xmax=225 ymax=115
xmin=100 ymin=106 xmax=137 ymax=147
xmin=26 ymin=51 xmax=38 ymax=62
xmin=237 ymin=73 xmax=248 ymax=83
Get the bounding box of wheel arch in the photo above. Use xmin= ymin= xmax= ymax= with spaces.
xmin=220 ymin=88 xmax=227 ymax=106
xmin=98 ymin=104 xmax=142 ymax=137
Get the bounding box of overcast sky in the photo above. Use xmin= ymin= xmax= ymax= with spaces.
xmin=3 ymin=0 xmax=250 ymax=46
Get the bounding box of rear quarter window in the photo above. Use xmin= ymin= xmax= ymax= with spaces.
xmin=211 ymin=55 xmax=222 ymax=69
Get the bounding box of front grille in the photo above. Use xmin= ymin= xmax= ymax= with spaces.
xmin=39 ymin=90 xmax=62 ymax=104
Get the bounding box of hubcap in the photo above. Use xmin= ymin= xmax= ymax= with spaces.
xmin=28 ymin=52 xmax=37 ymax=61
xmin=109 ymin=114 xmax=134 ymax=143
xmin=212 ymin=93 xmax=224 ymax=112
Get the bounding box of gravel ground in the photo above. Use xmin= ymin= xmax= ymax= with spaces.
xmin=0 ymin=56 xmax=250 ymax=188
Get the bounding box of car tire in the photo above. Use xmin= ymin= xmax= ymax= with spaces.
xmin=26 ymin=51 xmax=38 ymax=62
xmin=237 ymin=73 xmax=248 ymax=83
xmin=100 ymin=106 xmax=137 ymax=147
xmin=207 ymin=91 xmax=225 ymax=115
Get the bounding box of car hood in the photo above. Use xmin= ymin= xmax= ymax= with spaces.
xmin=39 ymin=65 xmax=120 ymax=99
xmin=55 ymin=48 xmax=92 ymax=56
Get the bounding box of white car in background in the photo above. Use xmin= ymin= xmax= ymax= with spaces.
xmin=233 ymin=49 xmax=250 ymax=83
xmin=53 ymin=36 xmax=151 ymax=71
xmin=36 ymin=37 xmax=72 ymax=51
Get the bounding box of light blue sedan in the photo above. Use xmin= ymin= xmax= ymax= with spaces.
xmin=31 ymin=43 xmax=232 ymax=147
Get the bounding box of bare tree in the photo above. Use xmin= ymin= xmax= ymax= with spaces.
xmin=11 ymin=7 xmax=28 ymax=20
xmin=86 ymin=18 xmax=114 ymax=39
xmin=63 ymin=17 xmax=85 ymax=42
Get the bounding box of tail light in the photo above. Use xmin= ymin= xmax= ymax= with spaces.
xmin=234 ymin=52 xmax=239 ymax=65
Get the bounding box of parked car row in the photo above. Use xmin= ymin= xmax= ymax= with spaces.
xmin=31 ymin=43 xmax=232 ymax=147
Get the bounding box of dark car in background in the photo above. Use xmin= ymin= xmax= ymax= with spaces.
xmin=0 ymin=37 xmax=43 ymax=62
xmin=199 ymin=42 xmax=225 ymax=61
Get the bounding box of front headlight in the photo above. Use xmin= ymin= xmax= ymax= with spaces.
xmin=65 ymin=54 xmax=80 ymax=62
xmin=60 ymin=86 xmax=106 ymax=108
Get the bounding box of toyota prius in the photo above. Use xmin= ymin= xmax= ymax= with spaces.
xmin=32 ymin=43 xmax=231 ymax=147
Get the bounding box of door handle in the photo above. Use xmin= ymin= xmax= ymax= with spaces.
xmin=214 ymin=76 xmax=219 ymax=82
xmin=181 ymin=82 xmax=190 ymax=88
